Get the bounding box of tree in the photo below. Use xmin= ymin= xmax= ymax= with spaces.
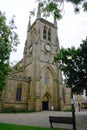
xmin=0 ymin=11 xmax=19 ymax=91
xmin=54 ymin=37 xmax=87 ymax=93
xmin=35 ymin=0 xmax=87 ymax=20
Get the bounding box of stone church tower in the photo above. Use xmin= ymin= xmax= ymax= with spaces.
xmin=1 ymin=8 xmax=71 ymax=111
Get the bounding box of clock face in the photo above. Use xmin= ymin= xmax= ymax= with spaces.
xmin=29 ymin=45 xmax=33 ymax=53
xmin=45 ymin=44 xmax=51 ymax=52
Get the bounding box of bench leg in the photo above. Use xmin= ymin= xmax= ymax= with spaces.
xmin=50 ymin=122 xmax=53 ymax=128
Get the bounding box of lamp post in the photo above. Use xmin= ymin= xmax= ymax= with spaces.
xmin=67 ymin=56 xmax=77 ymax=130
xmin=71 ymin=88 xmax=77 ymax=130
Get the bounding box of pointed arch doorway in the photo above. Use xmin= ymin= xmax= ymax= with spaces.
xmin=42 ymin=93 xmax=49 ymax=110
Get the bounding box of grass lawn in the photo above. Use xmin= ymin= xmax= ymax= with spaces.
xmin=0 ymin=123 xmax=69 ymax=130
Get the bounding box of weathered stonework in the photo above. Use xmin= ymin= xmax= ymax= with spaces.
xmin=1 ymin=9 xmax=71 ymax=111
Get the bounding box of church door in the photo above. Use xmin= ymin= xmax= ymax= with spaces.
xmin=42 ymin=101 xmax=48 ymax=110
xmin=42 ymin=94 xmax=49 ymax=110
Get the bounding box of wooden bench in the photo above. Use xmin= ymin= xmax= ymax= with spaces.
xmin=49 ymin=116 xmax=73 ymax=128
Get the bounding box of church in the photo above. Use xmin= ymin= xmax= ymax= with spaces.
xmin=1 ymin=8 xmax=71 ymax=111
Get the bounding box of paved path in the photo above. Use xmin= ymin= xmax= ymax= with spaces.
xmin=0 ymin=111 xmax=87 ymax=130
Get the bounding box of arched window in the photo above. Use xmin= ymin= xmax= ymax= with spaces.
xmin=45 ymin=72 xmax=49 ymax=84
xmin=43 ymin=27 xmax=46 ymax=39
xmin=48 ymin=29 xmax=51 ymax=41
xmin=16 ymin=83 xmax=22 ymax=101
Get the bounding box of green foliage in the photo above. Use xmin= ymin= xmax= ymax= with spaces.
xmin=1 ymin=108 xmax=36 ymax=113
xmin=54 ymin=37 xmax=87 ymax=93
xmin=83 ymin=2 xmax=87 ymax=11
xmin=67 ymin=0 xmax=87 ymax=13
xmin=0 ymin=11 xmax=19 ymax=91
xmin=43 ymin=2 xmax=62 ymax=19
xmin=36 ymin=0 xmax=62 ymax=20
xmin=67 ymin=0 xmax=82 ymax=5
xmin=63 ymin=109 xmax=72 ymax=112
xmin=36 ymin=0 xmax=87 ymax=20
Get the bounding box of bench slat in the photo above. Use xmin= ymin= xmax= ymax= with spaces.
xmin=49 ymin=116 xmax=73 ymax=128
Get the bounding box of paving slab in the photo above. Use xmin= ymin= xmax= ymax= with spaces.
xmin=0 ymin=111 xmax=87 ymax=130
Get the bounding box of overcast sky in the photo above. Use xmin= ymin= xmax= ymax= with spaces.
xmin=0 ymin=0 xmax=87 ymax=65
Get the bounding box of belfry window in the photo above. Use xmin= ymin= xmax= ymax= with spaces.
xmin=48 ymin=29 xmax=51 ymax=41
xmin=16 ymin=84 xmax=22 ymax=101
xmin=43 ymin=27 xmax=46 ymax=39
